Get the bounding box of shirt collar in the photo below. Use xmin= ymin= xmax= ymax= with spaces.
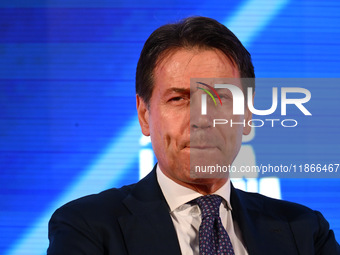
xmin=156 ymin=165 xmax=232 ymax=212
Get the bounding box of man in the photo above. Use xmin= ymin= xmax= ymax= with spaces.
xmin=47 ymin=16 xmax=340 ymax=254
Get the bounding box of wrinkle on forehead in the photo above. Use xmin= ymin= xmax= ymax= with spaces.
xmin=154 ymin=48 xmax=240 ymax=84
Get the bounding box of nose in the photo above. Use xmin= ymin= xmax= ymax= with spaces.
xmin=190 ymin=91 xmax=213 ymax=129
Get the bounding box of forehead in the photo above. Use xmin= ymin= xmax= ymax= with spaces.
xmin=153 ymin=48 xmax=240 ymax=90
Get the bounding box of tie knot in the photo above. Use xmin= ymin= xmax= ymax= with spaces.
xmin=195 ymin=194 xmax=222 ymax=218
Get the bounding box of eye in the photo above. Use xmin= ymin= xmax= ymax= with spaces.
xmin=171 ymin=97 xmax=183 ymax=101
xmin=167 ymin=95 xmax=189 ymax=107
xmin=169 ymin=96 xmax=184 ymax=102
xmin=166 ymin=93 xmax=190 ymax=105
xmin=219 ymin=94 xmax=232 ymax=100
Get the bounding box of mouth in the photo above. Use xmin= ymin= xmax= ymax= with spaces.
xmin=181 ymin=140 xmax=218 ymax=150
xmin=190 ymin=145 xmax=215 ymax=149
xmin=183 ymin=145 xmax=218 ymax=151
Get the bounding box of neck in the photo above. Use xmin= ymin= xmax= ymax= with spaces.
xmin=160 ymin=168 xmax=228 ymax=195
xmin=179 ymin=178 xmax=228 ymax=195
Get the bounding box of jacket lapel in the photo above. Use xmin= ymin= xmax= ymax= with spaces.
xmin=118 ymin=167 xmax=181 ymax=255
xmin=118 ymin=167 xmax=300 ymax=255
xmin=231 ymin=185 xmax=299 ymax=255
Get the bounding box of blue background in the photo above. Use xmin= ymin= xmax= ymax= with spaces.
xmin=0 ymin=0 xmax=339 ymax=254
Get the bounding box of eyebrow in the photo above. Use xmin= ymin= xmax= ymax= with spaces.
xmin=163 ymin=87 xmax=191 ymax=95
xmin=214 ymin=88 xmax=233 ymax=93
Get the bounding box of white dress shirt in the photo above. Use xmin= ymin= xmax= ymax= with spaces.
xmin=156 ymin=165 xmax=248 ymax=255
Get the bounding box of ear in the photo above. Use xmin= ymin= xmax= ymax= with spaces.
xmin=243 ymin=92 xmax=254 ymax=135
xmin=136 ymin=95 xmax=150 ymax=136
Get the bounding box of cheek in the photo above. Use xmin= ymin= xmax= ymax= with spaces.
xmin=152 ymin=117 xmax=180 ymax=149
xmin=216 ymin=117 xmax=244 ymax=147
xmin=213 ymin=102 xmax=236 ymax=119
xmin=164 ymin=110 xmax=189 ymax=132
xmin=163 ymin=125 xmax=182 ymax=148
xmin=223 ymin=131 xmax=242 ymax=163
xmin=151 ymin=106 xmax=190 ymax=150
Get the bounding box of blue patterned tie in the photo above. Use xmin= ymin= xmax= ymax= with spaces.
xmin=195 ymin=195 xmax=235 ymax=255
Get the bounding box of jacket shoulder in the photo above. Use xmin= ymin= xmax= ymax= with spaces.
xmin=47 ymin=184 xmax=138 ymax=254
xmin=54 ymin=183 xmax=135 ymax=218
xmin=234 ymin=189 xmax=340 ymax=254
xmin=235 ymin=188 xmax=316 ymax=219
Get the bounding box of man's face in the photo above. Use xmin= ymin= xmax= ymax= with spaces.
xmin=137 ymin=48 xmax=252 ymax=189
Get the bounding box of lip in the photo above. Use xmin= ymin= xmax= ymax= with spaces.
xmin=189 ymin=146 xmax=216 ymax=149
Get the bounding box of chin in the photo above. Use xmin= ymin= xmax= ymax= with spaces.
xmin=188 ymin=166 xmax=228 ymax=181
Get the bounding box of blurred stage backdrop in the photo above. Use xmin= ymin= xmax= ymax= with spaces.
xmin=1 ymin=0 xmax=340 ymax=254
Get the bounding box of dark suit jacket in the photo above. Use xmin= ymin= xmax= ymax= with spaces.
xmin=47 ymin=166 xmax=340 ymax=254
